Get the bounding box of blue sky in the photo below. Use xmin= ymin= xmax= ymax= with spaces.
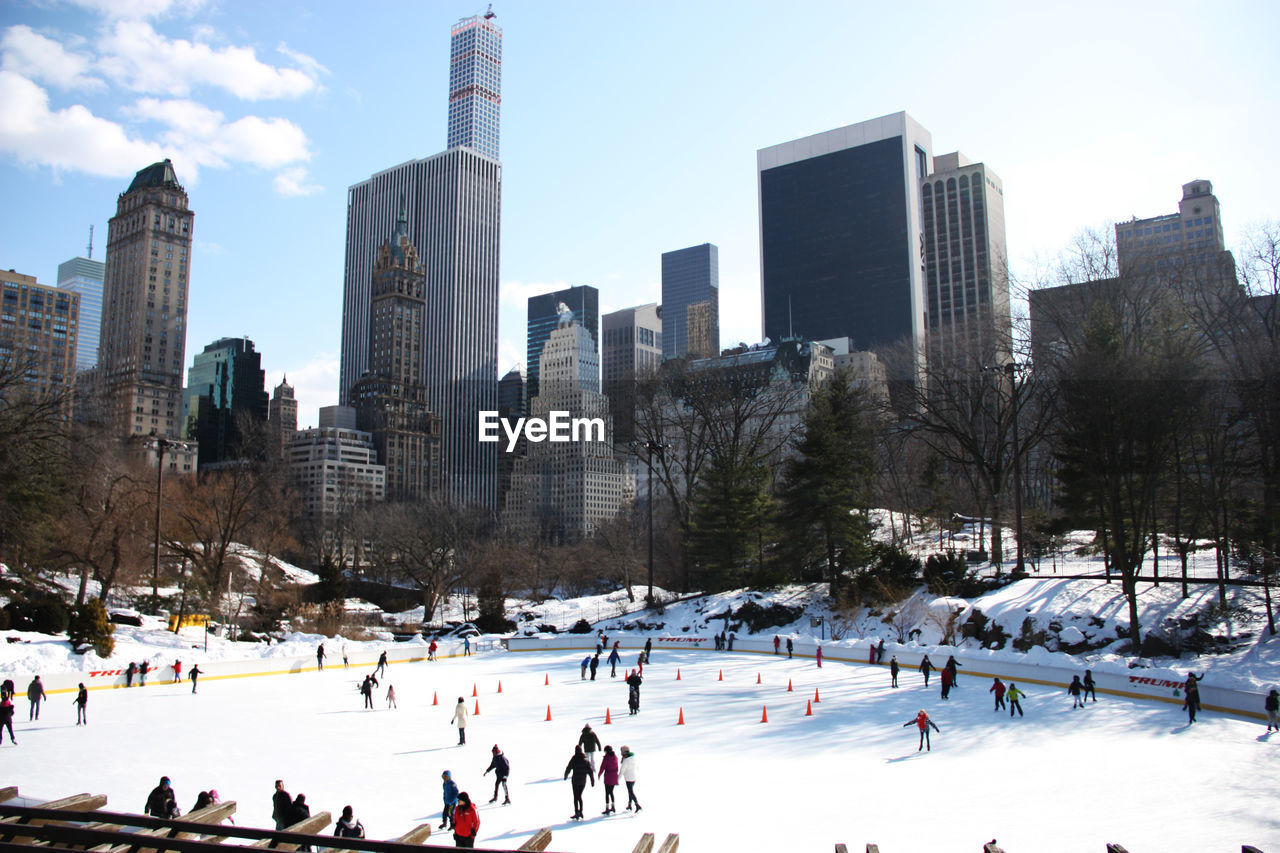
xmin=1 ymin=0 xmax=1277 ymax=428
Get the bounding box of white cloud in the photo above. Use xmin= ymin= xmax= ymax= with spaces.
xmin=276 ymin=43 xmax=328 ymax=82
xmin=98 ymin=20 xmax=320 ymax=100
xmin=273 ymin=165 xmax=321 ymax=197
xmin=66 ymin=0 xmax=207 ymax=22
xmin=1 ymin=25 xmax=102 ymax=91
xmin=129 ymin=97 xmax=311 ymax=175
xmin=500 ymin=279 xmax=573 ymax=308
xmin=498 ymin=340 xmax=523 ymax=375
xmin=0 ymin=70 xmax=163 ymax=176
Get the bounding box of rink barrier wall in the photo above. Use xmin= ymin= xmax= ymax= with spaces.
xmin=21 ymin=638 xmax=498 ymax=697
xmin=505 ymin=634 xmax=1271 ymax=722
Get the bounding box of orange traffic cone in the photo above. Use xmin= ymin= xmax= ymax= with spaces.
xmin=545 ymin=705 xmax=553 ymax=721
xmin=756 ymin=673 xmax=762 ymax=684
xmin=497 ymin=680 xmax=503 ymax=694
xmin=432 ymin=691 xmax=438 ymax=706
xmin=787 ymin=679 xmax=793 ymax=692
xmin=806 ymin=700 xmax=814 ymax=716
xmin=677 ymin=707 xmax=685 ymax=725
xmin=544 ymin=673 xmax=549 ymax=686
xmin=718 ymin=670 xmax=723 ymax=681
xmin=472 ymin=683 xmax=478 ymax=697
xmin=814 ymin=688 xmax=821 ymax=703
xmin=676 ymin=668 xmax=682 ymax=681
xmin=474 ymin=699 xmax=481 ymax=715
xmin=761 ymin=706 xmax=769 ymax=723
xmin=604 ymin=708 xmax=612 ymax=724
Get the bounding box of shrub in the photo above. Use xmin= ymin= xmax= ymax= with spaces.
xmin=68 ymin=598 xmax=115 ymax=657
xmin=568 ymin=618 xmax=594 ymax=634
xmin=4 ymin=593 xmax=71 ymax=634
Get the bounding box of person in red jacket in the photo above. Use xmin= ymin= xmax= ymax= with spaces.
xmin=990 ymin=677 xmax=1007 ymax=711
xmin=940 ymin=666 xmax=954 ymax=700
xmin=903 ymin=710 xmax=941 ymax=751
xmin=451 ymin=791 xmax=479 ymax=848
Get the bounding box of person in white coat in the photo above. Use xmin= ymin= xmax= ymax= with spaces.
xmin=450 ymin=697 xmax=469 ymax=745
xmin=620 ymin=745 xmax=641 ymax=812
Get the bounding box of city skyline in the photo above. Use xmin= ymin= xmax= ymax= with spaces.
xmin=1 ymin=1 xmax=1277 ymax=428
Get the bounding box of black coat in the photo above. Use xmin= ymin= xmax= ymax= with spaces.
xmin=579 ymin=728 xmax=602 ymax=753
xmin=625 ymin=673 xmax=643 ymax=691
xmin=486 ymin=752 xmax=510 ymax=779
xmin=564 ymin=753 xmax=595 ymax=785
xmin=145 ymin=785 xmax=179 ymax=819
xmin=272 ymin=790 xmax=292 ymax=824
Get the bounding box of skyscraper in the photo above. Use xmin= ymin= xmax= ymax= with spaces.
xmin=602 ymin=303 xmax=661 ymax=446
xmin=56 ymin=256 xmax=104 ymax=371
xmin=181 ymin=337 xmax=268 ymax=468
xmin=350 ymin=208 xmax=440 ymax=502
xmin=268 ymin=376 xmax=298 ymax=454
xmin=447 ymin=10 xmax=502 ymax=161
xmin=758 ymin=113 xmax=933 ymax=356
xmin=661 ymin=244 xmax=719 ymax=360
xmin=99 ymin=159 xmax=195 ymax=443
xmin=339 ymin=12 xmax=502 ymax=509
xmin=0 ymin=269 xmax=78 ymax=408
xmin=526 ymin=285 xmax=598 ymax=404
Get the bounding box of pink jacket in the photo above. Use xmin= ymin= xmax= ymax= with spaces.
xmin=601 ymin=752 xmax=620 ymax=786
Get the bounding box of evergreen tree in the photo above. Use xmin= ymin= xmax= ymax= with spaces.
xmin=775 ymin=370 xmax=879 ymax=580
xmin=687 ymin=450 xmax=773 ymax=592
xmin=68 ymin=597 xmax=115 ymax=658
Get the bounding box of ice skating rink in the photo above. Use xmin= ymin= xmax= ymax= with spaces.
xmin=5 ymin=647 xmax=1277 ymax=852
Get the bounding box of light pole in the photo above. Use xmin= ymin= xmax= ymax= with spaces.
xmin=150 ymin=432 xmax=171 ymax=600
xmin=637 ymin=440 xmax=666 ymax=606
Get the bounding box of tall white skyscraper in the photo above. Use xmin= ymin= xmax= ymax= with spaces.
xmin=339 ymin=12 xmax=502 ymax=509
xmin=57 ymin=256 xmax=104 ymax=371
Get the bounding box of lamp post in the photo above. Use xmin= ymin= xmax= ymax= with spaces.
xmin=150 ymin=432 xmax=171 ymax=599
xmin=637 ymin=440 xmax=666 ymax=606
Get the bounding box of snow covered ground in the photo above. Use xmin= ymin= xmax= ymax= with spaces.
xmin=4 ymin=645 xmax=1278 ymax=852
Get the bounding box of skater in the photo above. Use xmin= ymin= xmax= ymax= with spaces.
xmin=192 ymin=790 xmax=214 ymax=813
xmin=621 ymin=745 xmax=641 ymax=812
xmin=450 ymin=696 xmax=469 ymax=744
xmin=145 ymin=776 xmax=179 ymax=818
xmin=919 ymin=654 xmax=933 ymax=687
xmin=877 ymin=638 xmax=885 ymax=663
xmin=589 ymin=653 xmax=600 ymax=681
xmin=1068 ymin=675 xmax=1084 ymax=708
xmin=1265 ymin=689 xmax=1279 ymax=732
xmin=644 ymin=637 xmax=653 ymax=661
xmin=484 ymin=745 xmax=510 ymax=804
xmin=334 ymin=805 xmax=365 ymax=838
xmin=1182 ymin=672 xmax=1205 ymax=723
xmin=869 ymin=642 xmax=878 ymax=665
xmin=464 ymin=636 xmax=471 ymax=657
xmin=1006 ymin=682 xmax=1025 ymax=717
xmin=316 ymin=644 xmax=325 ymax=671
xmin=360 ymin=675 xmax=375 ymax=709
xmin=386 ymin=684 xmax=397 ymax=709
xmin=773 ymin=635 xmax=780 ymax=655
xmin=26 ymin=675 xmax=45 ymax=721
xmin=139 ymin=660 xmax=149 ymax=685
xmin=125 ymin=662 xmax=136 ymax=688
xmin=74 ymin=683 xmax=88 ymax=725
xmin=429 ymin=639 xmax=438 ymax=661
xmin=1083 ymin=669 xmax=1097 ymax=702
xmin=342 ymin=646 xmax=350 ymax=669
xmin=940 ymin=665 xmax=953 ymax=700
xmin=0 ymin=696 xmax=14 ymax=745
xmin=889 ymin=655 xmax=900 ymax=688
xmin=608 ymin=643 xmax=621 ymax=678
xmin=990 ymin=677 xmax=1007 ymax=711
xmin=786 ymin=637 xmax=794 ymax=659
xmin=0 ymin=679 xmax=11 ymax=701
xmin=440 ymin=771 xmax=458 ymax=830
xmin=189 ymin=665 xmax=202 ymax=694
xmin=272 ymin=780 xmax=292 ymax=830
xmin=579 ymin=723 xmax=602 ymax=772
xmin=600 ymin=744 xmax=619 ymax=814
xmin=727 ymin=633 xmax=735 ymax=652
xmin=452 ymin=792 xmax=479 ymax=848
xmin=816 ymin=645 xmax=822 ymax=667
xmin=626 ymin=669 xmax=643 ymax=715
xmin=636 ymin=652 xmax=646 ymax=673
xmin=564 ymin=745 xmax=595 ymax=820
xmin=287 ymin=793 xmax=311 ymax=839
xmin=580 ymin=655 xmax=590 ymax=680
xmin=376 ymin=650 xmax=388 ymax=678
xmin=172 ymin=659 xmax=182 ymax=683
xmin=944 ymin=655 xmax=960 ymax=688
xmin=903 ymin=709 xmax=940 ymax=751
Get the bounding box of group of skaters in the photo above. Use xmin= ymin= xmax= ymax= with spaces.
xmin=563 ymin=724 xmax=641 ymax=820
xmin=121 ymin=659 xmax=203 ymax=693
xmin=0 ymin=677 xmax=88 ymax=741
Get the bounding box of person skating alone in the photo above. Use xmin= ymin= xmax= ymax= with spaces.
xmin=316 ymin=644 xmax=325 ymax=671
xmin=580 ymin=656 xmax=590 ymax=680
xmin=644 ymin=637 xmax=653 ymax=662
xmin=919 ymin=655 xmax=933 ymax=687
xmin=1182 ymin=672 xmax=1206 ymax=724
xmin=1265 ymin=689 xmax=1279 ymax=732
xmin=990 ymin=677 xmax=1007 ymax=711
xmin=484 ymin=745 xmax=510 ymax=804
xmin=564 ymin=745 xmax=595 ymax=820
xmin=608 ymin=643 xmax=621 ymax=678
xmin=450 ymin=697 xmax=469 ymax=744
xmin=145 ymin=776 xmax=179 ymax=818
xmin=786 ymin=637 xmax=794 ymax=659
xmin=816 ymin=645 xmax=822 ymax=667
xmin=773 ymin=635 xmax=780 ymax=655
xmin=386 ymin=684 xmax=397 ymax=709
xmin=189 ymin=665 xmax=202 ymax=694
xmin=125 ymin=662 xmax=136 ymax=688
xmin=1083 ymin=669 xmax=1097 ymax=703
xmin=625 ymin=669 xmax=643 ymax=715
xmin=74 ymin=683 xmax=88 ymax=725
xmin=335 ymin=805 xmax=365 ymax=838
xmin=889 ymin=655 xmax=900 ymax=688
xmin=589 ymin=653 xmax=600 ymax=681
xmin=360 ymin=675 xmax=375 ymax=710
xmin=342 ymin=646 xmax=350 ymax=669
xmin=903 ymin=710 xmax=940 ymax=752
xmin=1006 ymin=682 xmax=1025 ymax=717
xmin=620 ymin=745 xmax=641 ymax=812
xmin=172 ymin=659 xmax=182 ymax=683
xmin=271 ymin=780 xmax=292 ymax=830
xmin=376 ymin=650 xmax=388 ymax=678
xmin=440 ymin=771 xmax=458 ymax=830
xmin=26 ymin=675 xmax=45 ymax=721
xmin=579 ymin=724 xmax=602 ymax=772
xmin=464 ymin=636 xmax=471 ymax=657
xmin=452 ymin=792 xmax=479 ymax=848
xmin=1068 ymin=675 xmax=1084 ymax=709
xmin=600 ymin=744 xmax=619 ymax=814
xmin=0 ymin=696 xmax=15 ymax=745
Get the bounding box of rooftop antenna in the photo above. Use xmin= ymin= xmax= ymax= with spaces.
xmin=86 ymin=225 xmax=94 ymax=260
xmin=484 ymin=4 xmax=496 ymax=19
